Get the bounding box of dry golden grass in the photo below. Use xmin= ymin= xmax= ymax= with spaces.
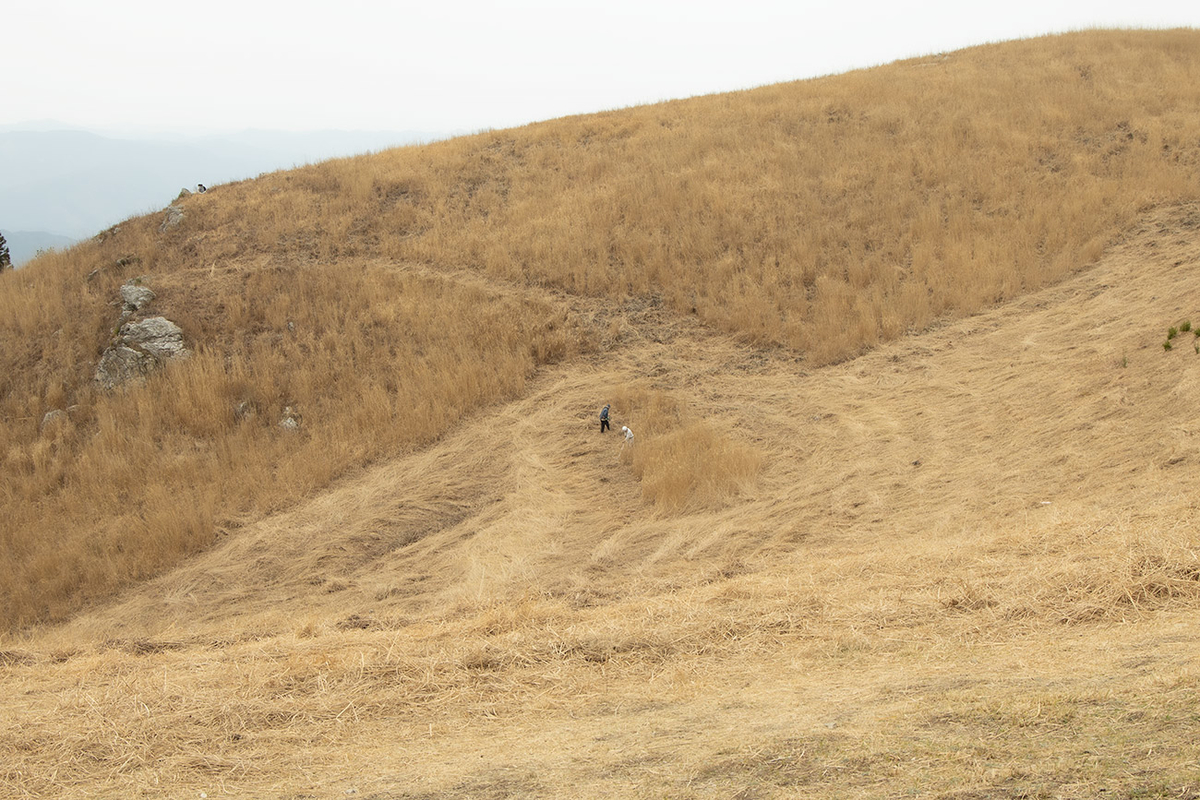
xmin=172 ymin=29 xmax=1200 ymax=360
xmin=4 ymin=199 xmax=1200 ymax=798
xmin=0 ymin=232 xmax=580 ymax=627
xmin=4 ymin=29 xmax=1200 ymax=799
xmin=5 ymin=28 xmax=1200 ymax=627
xmin=605 ymin=382 xmax=763 ymax=510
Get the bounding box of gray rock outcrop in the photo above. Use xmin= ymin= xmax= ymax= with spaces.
xmin=95 ymin=316 xmax=190 ymax=390
xmin=160 ymin=205 xmax=185 ymax=232
xmin=123 ymin=317 xmax=188 ymax=360
xmin=120 ymin=282 xmax=156 ymax=312
xmin=279 ymin=406 xmax=301 ymax=431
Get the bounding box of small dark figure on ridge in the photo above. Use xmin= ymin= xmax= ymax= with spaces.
xmin=600 ymin=404 xmax=611 ymax=433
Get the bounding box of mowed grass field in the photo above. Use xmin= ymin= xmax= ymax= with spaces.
xmin=3 ymin=29 xmax=1200 ymax=798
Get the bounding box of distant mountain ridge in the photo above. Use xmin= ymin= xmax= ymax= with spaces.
xmin=0 ymin=229 xmax=77 ymax=267
xmin=0 ymin=125 xmax=452 ymax=240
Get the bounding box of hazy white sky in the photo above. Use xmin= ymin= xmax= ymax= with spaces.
xmin=4 ymin=0 xmax=1199 ymax=135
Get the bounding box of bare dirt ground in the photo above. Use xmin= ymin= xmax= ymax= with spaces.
xmin=4 ymin=205 xmax=1200 ymax=798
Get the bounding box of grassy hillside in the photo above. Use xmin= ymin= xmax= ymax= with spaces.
xmin=0 ymin=251 xmax=579 ymax=626
xmin=2 ymin=35 xmax=1200 ymax=795
xmin=4 ymin=197 xmax=1200 ymax=798
xmin=183 ymin=29 xmax=1200 ymax=358
xmin=4 ymin=28 xmax=1200 ymax=630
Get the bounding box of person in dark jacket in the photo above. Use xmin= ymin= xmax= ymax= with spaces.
xmin=599 ymin=404 xmax=611 ymax=433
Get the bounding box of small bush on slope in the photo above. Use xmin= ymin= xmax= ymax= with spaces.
xmin=607 ymin=383 xmax=762 ymax=511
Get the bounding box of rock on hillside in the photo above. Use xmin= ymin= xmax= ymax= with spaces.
xmin=159 ymin=204 xmax=185 ymax=232
xmin=95 ymin=317 xmax=190 ymax=390
xmin=94 ymin=280 xmax=189 ymax=389
xmin=119 ymin=282 xmax=156 ymax=312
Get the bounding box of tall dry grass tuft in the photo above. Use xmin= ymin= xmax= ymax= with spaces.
xmin=608 ymin=383 xmax=762 ymax=510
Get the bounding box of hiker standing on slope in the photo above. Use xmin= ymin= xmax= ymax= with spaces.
xmin=599 ymin=404 xmax=611 ymax=433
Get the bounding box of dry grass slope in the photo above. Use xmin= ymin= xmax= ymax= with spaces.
xmin=0 ymin=244 xmax=580 ymax=626
xmin=3 ymin=29 xmax=1200 ymax=798
xmin=4 ymin=200 xmax=1200 ymax=798
xmin=5 ymin=29 xmax=1200 ymax=627
xmin=179 ymin=29 xmax=1200 ymax=360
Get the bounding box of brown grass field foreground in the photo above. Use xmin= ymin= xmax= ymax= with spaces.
xmin=2 ymin=28 xmax=1200 ymax=799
